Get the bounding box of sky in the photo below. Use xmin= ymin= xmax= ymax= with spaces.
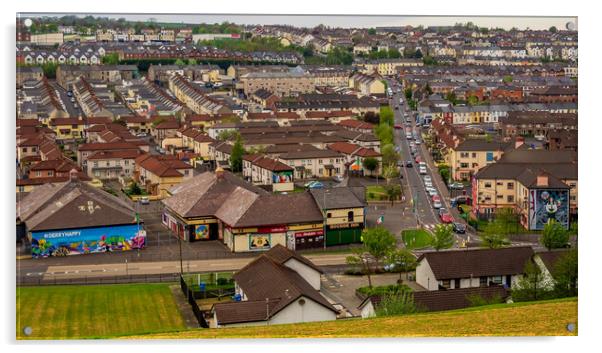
xmin=19 ymin=13 xmax=578 ymax=31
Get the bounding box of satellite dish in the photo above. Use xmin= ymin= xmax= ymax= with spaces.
xmin=566 ymin=22 xmax=576 ymax=31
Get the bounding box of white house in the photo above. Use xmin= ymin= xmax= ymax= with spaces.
xmin=211 ymin=245 xmax=337 ymax=328
xmin=415 ymin=247 xmax=535 ymax=291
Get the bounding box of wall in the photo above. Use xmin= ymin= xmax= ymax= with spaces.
xmin=269 ymin=296 xmax=336 ymax=325
xmin=416 ymin=259 xmax=438 ymax=291
xmin=233 ymin=232 xmax=287 ymax=253
xmin=284 ymin=258 xmax=321 ymax=291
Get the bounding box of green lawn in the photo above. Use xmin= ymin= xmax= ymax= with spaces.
xmin=366 ymin=185 xmax=387 ymax=201
xmin=402 ymin=229 xmax=433 ymax=249
xmin=16 ymin=283 xmax=186 ymax=339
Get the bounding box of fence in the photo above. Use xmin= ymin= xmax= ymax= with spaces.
xmin=180 ymin=276 xmax=209 ymax=328
xmin=181 ymin=272 xmax=236 ymax=300
xmin=17 ymin=273 xmax=180 ymax=286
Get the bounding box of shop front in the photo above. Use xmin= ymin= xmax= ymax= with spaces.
xmin=162 ymin=210 xmax=220 ymax=242
xmin=286 ymin=223 xmax=325 ymax=251
xmin=225 ymin=225 xmax=288 ymax=253
xmin=325 ymin=222 xmax=364 ymax=246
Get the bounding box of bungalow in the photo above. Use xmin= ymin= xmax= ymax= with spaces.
xmin=211 ymin=245 xmax=337 ymax=328
xmin=416 ymin=247 xmax=535 ymax=291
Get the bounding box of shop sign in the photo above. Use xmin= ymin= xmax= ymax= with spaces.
xmin=249 ymin=234 xmax=271 ymax=251
xmin=295 ymin=230 xmax=324 ymax=238
xmin=327 ymin=222 xmax=362 ymax=230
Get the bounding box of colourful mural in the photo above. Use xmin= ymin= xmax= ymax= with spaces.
xmin=194 ymin=224 xmax=210 ymax=240
xmin=272 ymin=171 xmax=292 ymax=184
xmin=529 ymin=189 xmax=570 ymax=230
xmin=31 ymin=224 xmax=146 ymax=258
xmin=249 ymin=234 xmax=271 ymax=251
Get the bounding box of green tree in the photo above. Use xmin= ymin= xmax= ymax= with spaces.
xmin=481 ymin=220 xmax=510 ymax=249
xmin=422 ymin=55 xmax=437 ymax=66
xmin=174 ymin=59 xmax=186 ymax=66
xmin=362 ymin=227 xmax=397 ymax=275
xmin=549 ymin=26 xmax=558 ymax=33
xmin=127 ymin=181 xmax=143 ymax=196
xmin=541 ymin=220 xmax=570 ymax=251
xmin=187 ymin=58 xmax=198 ymax=65
xmin=513 ymin=260 xmax=548 ymax=301
xmin=368 ymin=28 xmax=377 ymax=35
xmin=387 ymin=48 xmax=401 ymax=59
xmin=502 ymin=75 xmax=513 ymax=83
xmin=414 ymin=49 xmax=423 ymax=59
xmin=383 ymin=183 xmax=402 ymax=206
xmin=404 ymin=87 xmax=413 ymax=100
xmin=346 ymin=246 xmax=374 ymax=287
xmin=41 ymin=62 xmax=58 ymax=79
xmin=386 ymin=248 xmax=417 ymax=281
xmin=445 ymin=91 xmax=458 ymax=105
xmin=467 ymin=95 xmax=479 ymax=106
xmin=379 ymin=106 xmax=395 ymax=127
xmin=230 ymin=135 xmax=245 ymax=173
xmin=381 ymin=144 xmax=400 ymax=166
xmin=101 ymin=52 xmax=120 ymax=65
xmin=552 ymin=248 xmax=578 ymax=297
xmin=382 ymin=163 xmax=399 ymax=183
xmin=362 ymin=157 xmax=379 ymax=176
xmin=431 ymin=224 xmax=454 ymax=251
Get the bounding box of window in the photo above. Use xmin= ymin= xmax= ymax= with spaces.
xmin=326 ymin=212 xmax=332 ymax=218
xmin=347 ymin=211 xmax=354 ymax=222
xmin=441 ymin=279 xmax=451 ymax=289
xmin=472 ymin=152 xmax=477 ymax=158
xmin=486 ymin=152 xmax=494 ymax=162
xmin=48 ymin=171 xmax=54 ymax=177
xmin=93 ymin=162 xmax=98 ymax=168
xmin=125 ymin=160 xmax=129 ymax=165
xmin=18 ymin=186 xmax=25 ymax=193
xmin=319 ymin=159 xmax=323 ymax=165
xmin=460 ymin=163 xmax=469 ymax=168
xmin=507 ymin=182 xmax=514 ymax=190
xmin=484 ymin=182 xmax=492 ymax=188
xmin=507 ymin=195 xmax=514 ymax=203
xmin=35 ymin=171 xmax=41 ymax=177
xmin=480 ymin=277 xmax=488 ymax=287
xmin=491 ymin=276 xmax=503 ymax=285
xmin=22 ymin=147 xmax=27 ymax=153
xmin=497 ymin=195 xmax=503 ymax=199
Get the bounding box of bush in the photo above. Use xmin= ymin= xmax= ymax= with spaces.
xmin=357 ymin=284 xmax=412 ymax=298
xmin=216 ymin=277 xmax=230 ymax=286
xmin=466 ymin=293 xmax=504 ymax=307
xmin=375 ymin=291 xmax=420 ymax=316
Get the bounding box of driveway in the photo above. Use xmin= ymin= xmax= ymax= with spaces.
xmin=320 ymin=272 xmax=426 ymax=316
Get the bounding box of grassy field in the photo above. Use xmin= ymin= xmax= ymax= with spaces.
xmin=16 ymin=283 xmax=186 ymax=339
xmin=129 ymin=298 xmax=577 ymax=339
xmin=366 ymin=185 xmax=387 ymax=201
xmin=402 ymin=229 xmax=433 ymax=249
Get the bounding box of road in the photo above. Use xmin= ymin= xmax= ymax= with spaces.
xmin=49 ymin=80 xmax=80 ymax=117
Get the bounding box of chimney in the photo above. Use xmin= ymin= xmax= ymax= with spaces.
xmin=515 ymin=136 xmax=524 ymax=149
xmin=215 ymin=166 xmax=225 ymax=180
xmin=69 ymin=168 xmax=79 ymax=181
xmin=536 ymin=174 xmax=549 ymax=187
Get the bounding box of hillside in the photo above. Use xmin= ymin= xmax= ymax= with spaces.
xmin=129 ymin=298 xmax=577 ymax=339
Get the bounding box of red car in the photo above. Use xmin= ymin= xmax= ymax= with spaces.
xmin=394 ymin=124 xmax=402 ymax=129
xmin=432 ymin=194 xmax=441 ymax=202
xmin=415 ymin=156 xmax=422 ymax=163
xmin=439 ymin=212 xmax=453 ymax=223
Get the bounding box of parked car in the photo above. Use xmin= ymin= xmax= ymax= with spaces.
xmin=426 ymin=187 xmax=438 ymax=196
xmin=415 ymin=140 xmax=421 ymax=145
xmin=453 ymin=222 xmax=467 ymax=234
xmin=432 ymin=194 xmax=441 ymax=202
xmin=394 ymin=124 xmax=402 ymax=129
xmin=306 ymin=181 xmax=324 ymax=189
xmin=424 ymin=181 xmax=433 ymax=188
xmin=415 ymin=156 xmax=422 ymax=163
xmin=394 ymin=106 xmax=399 ymax=110
xmin=139 ymin=197 xmax=150 ymax=205
xmin=449 ymin=182 xmax=465 ymax=190
xmin=406 ymin=160 xmax=413 ymax=167
xmin=419 ymin=166 xmax=427 ymax=175
xmin=66 ymin=91 xmax=73 ymax=97
xmin=423 ymin=175 xmax=432 ymax=183
xmin=332 ymin=175 xmax=344 ymax=183
xmin=433 ymin=199 xmax=442 ymax=209
xmin=451 ymin=195 xmax=471 ymax=205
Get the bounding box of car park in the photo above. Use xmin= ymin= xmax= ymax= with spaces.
xmin=453 ymin=222 xmax=467 ymax=234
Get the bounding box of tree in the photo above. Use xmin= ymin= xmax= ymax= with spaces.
xmin=386 ymin=248 xmax=417 ymax=281
xmin=404 ymin=87 xmax=413 ymax=100
xmin=541 ymin=220 xmax=569 ymax=251
xmin=379 ymin=106 xmax=394 ymax=127
xmin=502 ymin=75 xmax=513 ymax=83
xmin=422 ymin=55 xmax=437 ymax=66
xmin=481 ymin=220 xmax=510 ymax=249
xmin=187 ymin=58 xmax=198 ymax=65
xmin=174 ymin=59 xmax=185 ymax=66
xmin=425 ymin=83 xmax=433 ymax=95
xmin=513 ymin=260 xmax=548 ymax=301
xmin=382 ymin=163 xmax=399 ymax=184
xmin=362 ymin=157 xmax=379 ymax=176
xmin=431 ymin=224 xmax=454 ymax=251
xmin=127 ymin=181 xmax=143 ymax=196
xmin=383 ymin=184 xmax=402 ymax=206
xmin=381 ymin=144 xmax=400 ymax=167
xmin=346 ymin=246 xmax=374 ymax=287
xmin=467 ymin=95 xmax=479 ymax=106
xmin=414 ymin=49 xmax=423 ymax=59
xmin=549 ymin=26 xmax=558 ymax=33
xmin=362 ymin=227 xmax=397 ymax=275
xmin=445 ymin=91 xmax=458 ymax=105
xmin=230 ymin=135 xmax=245 ymax=173
xmin=368 ymin=28 xmax=377 ymax=35
xmin=101 ymin=52 xmax=120 ymax=65
xmin=552 ymin=248 xmax=578 ymax=297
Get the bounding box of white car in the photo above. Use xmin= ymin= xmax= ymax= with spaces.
xmin=423 ymin=175 xmax=432 ymax=182
xmin=433 ymin=200 xmax=442 ymax=209
xmin=415 ymin=140 xmax=422 ymax=145
xmin=419 ymin=167 xmax=427 ymax=175
xmin=424 ymin=181 xmax=433 ymax=188
xmin=426 ymin=187 xmax=438 ymax=196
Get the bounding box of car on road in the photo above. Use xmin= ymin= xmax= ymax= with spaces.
xmin=405 ymin=160 xmax=413 ymax=167
xmin=415 ymin=140 xmax=421 ymax=145
xmin=439 ymin=208 xmax=453 ymax=223
xmin=432 ymin=199 xmax=442 ymax=209
xmin=423 ymin=175 xmax=432 ymax=183
xmin=332 ymin=175 xmax=344 ymax=183
xmin=406 ymin=134 xmax=412 ymax=140
xmin=139 ymin=197 xmax=150 ymax=205
xmin=394 ymin=106 xmax=399 ymax=110
xmin=449 ymin=182 xmax=465 ymax=190
xmin=419 ymin=166 xmax=427 ymax=175
xmin=394 ymin=124 xmax=402 ymax=129
xmin=66 ymin=91 xmax=73 ymax=97
xmin=452 ymin=222 xmax=467 ymax=234
xmin=415 ymin=156 xmax=421 ymax=163
xmin=451 ymin=195 xmax=471 ymax=205
xmin=70 ymin=97 xmax=76 ymax=103
xmin=424 ymin=180 xmax=432 ymax=188
xmin=426 ymin=187 xmax=438 ymax=196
